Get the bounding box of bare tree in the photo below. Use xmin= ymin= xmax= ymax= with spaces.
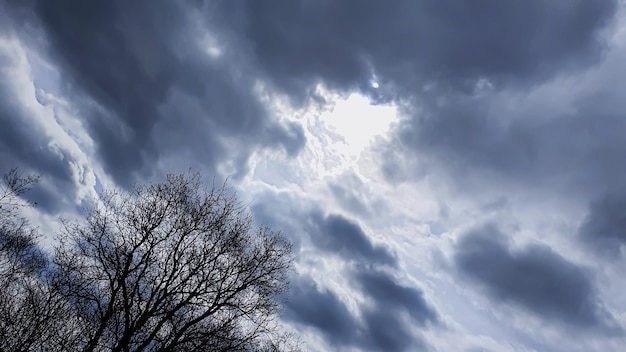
xmin=0 ymin=168 xmax=82 ymax=351
xmin=0 ymin=168 xmax=42 ymax=277
xmin=53 ymin=172 xmax=295 ymax=352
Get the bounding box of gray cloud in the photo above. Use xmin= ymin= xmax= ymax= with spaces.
xmin=285 ymin=273 xmax=433 ymax=352
xmin=3 ymin=0 xmax=305 ymax=188
xmin=308 ymin=212 xmax=397 ymax=267
xmin=579 ymin=194 xmax=626 ymax=260
xmin=353 ymin=269 xmax=437 ymax=352
xmin=208 ymin=0 xmax=622 ymax=216
xmin=218 ymin=0 xmax=616 ymax=101
xmin=329 ymin=184 xmax=368 ymax=215
xmin=392 ymin=89 xmax=626 ymax=200
xmin=252 ymin=189 xmax=435 ymax=350
xmin=252 ymin=190 xmax=397 ymax=266
xmin=284 ymin=277 xmax=360 ymax=347
xmin=3 ymin=0 xmax=625 ymax=349
xmin=353 ymin=269 xmax=438 ymax=326
xmin=208 ymin=0 xmax=622 ymax=207
xmin=0 ymin=61 xmax=76 ymax=214
xmin=360 ymin=307 xmax=424 ymax=352
xmin=250 ymin=190 xmax=309 ymax=256
xmin=453 ymin=225 xmax=620 ymax=334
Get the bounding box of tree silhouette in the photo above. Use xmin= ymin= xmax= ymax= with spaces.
xmin=0 ymin=171 xmax=296 ymax=351
xmin=0 ymin=169 xmax=80 ymax=351
xmin=56 ymin=173 xmax=295 ymax=351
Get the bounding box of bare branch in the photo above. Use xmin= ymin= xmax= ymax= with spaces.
xmin=53 ymin=172 xmax=295 ymax=351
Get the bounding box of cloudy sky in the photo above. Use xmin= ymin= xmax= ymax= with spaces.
xmin=2 ymin=1 xmax=626 ymax=351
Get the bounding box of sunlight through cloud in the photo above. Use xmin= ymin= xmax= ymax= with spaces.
xmin=319 ymin=93 xmax=398 ymax=158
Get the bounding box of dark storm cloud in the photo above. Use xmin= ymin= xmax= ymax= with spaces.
xmin=579 ymin=194 xmax=626 ymax=260
xmin=285 ymin=273 xmax=433 ymax=352
xmin=453 ymin=225 xmax=620 ymax=334
xmin=0 ymin=64 xmax=75 ymax=214
xmin=212 ymin=0 xmax=621 ymax=204
xmin=24 ymin=0 xmax=183 ymax=185
xmin=3 ymin=0 xmax=305 ymax=187
xmin=211 ymin=0 xmax=623 ymax=208
xmin=252 ymin=190 xmax=396 ymax=265
xmin=252 ymin=189 xmax=435 ymax=350
xmin=353 ymin=269 xmax=438 ymax=326
xmin=218 ymin=0 xmax=616 ymax=101
xmin=352 ymin=269 xmax=437 ymax=352
xmin=308 ymin=212 xmax=397 ymax=267
xmin=392 ymin=90 xmax=626 ymax=198
xmin=284 ymin=277 xmax=360 ymax=347
xmin=360 ymin=308 xmax=424 ymax=352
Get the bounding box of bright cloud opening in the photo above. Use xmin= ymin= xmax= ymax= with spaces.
xmin=319 ymin=93 xmax=398 ymax=158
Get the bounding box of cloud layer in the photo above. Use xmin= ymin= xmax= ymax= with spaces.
xmin=453 ymin=225 xmax=619 ymax=334
xmin=1 ymin=0 xmax=626 ymax=350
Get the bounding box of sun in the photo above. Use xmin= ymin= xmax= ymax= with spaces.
xmin=319 ymin=92 xmax=398 ymax=158
xmin=246 ymin=82 xmax=400 ymax=183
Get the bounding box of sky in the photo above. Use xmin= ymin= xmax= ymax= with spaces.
xmin=1 ymin=1 xmax=626 ymax=351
